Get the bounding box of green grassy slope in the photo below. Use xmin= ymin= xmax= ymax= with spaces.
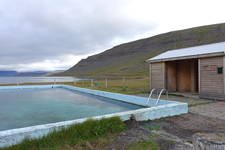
xmin=59 ymin=23 xmax=225 ymax=77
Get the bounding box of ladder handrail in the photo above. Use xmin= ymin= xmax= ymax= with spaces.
xmin=145 ymin=88 xmax=156 ymax=106
xmin=155 ymin=89 xmax=168 ymax=106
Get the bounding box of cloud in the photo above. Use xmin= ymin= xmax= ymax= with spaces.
xmin=0 ymin=0 xmax=157 ymax=70
xmin=0 ymin=0 xmax=224 ymax=71
xmin=0 ymin=54 xmax=91 ymax=72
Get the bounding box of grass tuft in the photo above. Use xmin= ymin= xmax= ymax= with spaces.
xmin=1 ymin=117 xmax=125 ymax=150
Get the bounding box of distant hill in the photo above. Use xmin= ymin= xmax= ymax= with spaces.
xmin=14 ymin=70 xmax=65 ymax=77
xmin=45 ymin=70 xmax=65 ymax=76
xmin=0 ymin=71 xmax=18 ymax=77
xmin=14 ymin=71 xmax=48 ymax=77
xmin=47 ymin=23 xmax=225 ymax=77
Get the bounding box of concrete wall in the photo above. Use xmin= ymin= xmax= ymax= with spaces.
xmin=150 ymin=62 xmax=164 ymax=90
xmin=199 ymin=56 xmax=224 ymax=100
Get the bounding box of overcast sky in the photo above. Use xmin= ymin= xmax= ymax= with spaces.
xmin=0 ymin=0 xmax=224 ymax=72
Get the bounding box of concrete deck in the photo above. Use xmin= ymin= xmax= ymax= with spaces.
xmin=133 ymin=93 xmax=213 ymax=105
xmin=169 ymin=92 xmax=200 ymax=99
xmin=133 ymin=93 xmax=225 ymax=120
xmin=189 ymin=102 xmax=225 ymax=120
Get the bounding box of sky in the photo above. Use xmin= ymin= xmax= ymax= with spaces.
xmin=0 ymin=0 xmax=225 ymax=72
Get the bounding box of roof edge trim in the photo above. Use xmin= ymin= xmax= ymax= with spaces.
xmin=146 ymin=52 xmax=225 ymax=63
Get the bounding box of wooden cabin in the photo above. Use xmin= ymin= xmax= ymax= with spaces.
xmin=147 ymin=42 xmax=225 ymax=100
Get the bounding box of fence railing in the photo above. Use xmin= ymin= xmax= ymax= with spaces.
xmin=5 ymin=77 xmax=150 ymax=91
xmin=71 ymin=77 xmax=150 ymax=91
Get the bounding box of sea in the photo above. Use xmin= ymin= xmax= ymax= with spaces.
xmin=0 ymin=77 xmax=85 ymax=84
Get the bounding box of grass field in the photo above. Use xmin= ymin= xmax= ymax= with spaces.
xmin=67 ymin=77 xmax=150 ymax=94
xmin=0 ymin=77 xmax=151 ymax=95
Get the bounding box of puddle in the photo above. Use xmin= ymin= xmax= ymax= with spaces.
xmin=143 ymin=122 xmax=170 ymax=131
xmin=141 ymin=122 xmax=193 ymax=148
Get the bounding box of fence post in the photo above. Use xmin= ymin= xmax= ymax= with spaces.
xmin=123 ymin=78 xmax=125 ymax=89
xmin=91 ymin=79 xmax=93 ymax=86
xmin=105 ymin=78 xmax=107 ymax=88
xmin=82 ymin=80 xmax=84 ymax=86
xmin=17 ymin=81 xmax=19 ymax=86
xmin=54 ymin=79 xmax=56 ymax=85
xmin=74 ymin=79 xmax=76 ymax=85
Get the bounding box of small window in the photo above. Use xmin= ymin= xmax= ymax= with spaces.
xmin=218 ymin=67 xmax=223 ymax=74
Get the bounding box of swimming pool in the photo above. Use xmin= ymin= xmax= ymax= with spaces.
xmin=0 ymin=85 xmax=188 ymax=147
xmin=0 ymin=87 xmax=143 ymax=131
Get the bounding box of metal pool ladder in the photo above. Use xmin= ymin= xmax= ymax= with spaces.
xmin=145 ymin=88 xmax=156 ymax=107
xmin=155 ymin=89 xmax=168 ymax=106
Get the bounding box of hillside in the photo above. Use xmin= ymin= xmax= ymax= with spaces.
xmin=0 ymin=71 xmax=18 ymax=77
xmin=59 ymin=23 xmax=225 ymax=77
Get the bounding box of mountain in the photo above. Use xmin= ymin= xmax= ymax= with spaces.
xmin=14 ymin=71 xmax=48 ymax=77
xmin=58 ymin=23 xmax=225 ymax=77
xmin=14 ymin=71 xmax=65 ymax=77
xmin=0 ymin=71 xmax=18 ymax=77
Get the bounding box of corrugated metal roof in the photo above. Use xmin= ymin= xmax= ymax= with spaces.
xmin=147 ymin=42 xmax=225 ymax=62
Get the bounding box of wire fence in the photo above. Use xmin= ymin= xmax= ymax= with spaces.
xmin=1 ymin=77 xmax=150 ymax=92
xmin=71 ymin=77 xmax=150 ymax=91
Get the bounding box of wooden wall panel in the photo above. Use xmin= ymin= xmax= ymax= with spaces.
xmin=199 ymin=57 xmax=224 ymax=100
xmin=191 ymin=60 xmax=195 ymax=92
xmin=166 ymin=61 xmax=176 ymax=91
xmin=180 ymin=60 xmax=191 ymax=92
xmin=176 ymin=62 xmax=180 ymax=91
xmin=150 ymin=62 xmax=164 ymax=90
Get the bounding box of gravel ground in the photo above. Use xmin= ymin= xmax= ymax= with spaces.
xmin=103 ymin=113 xmax=225 ymax=150
xmin=70 ymin=94 xmax=225 ymax=150
xmin=103 ymin=120 xmax=182 ymax=150
xmin=102 ymin=94 xmax=225 ymax=150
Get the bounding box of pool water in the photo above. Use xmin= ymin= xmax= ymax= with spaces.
xmin=0 ymin=88 xmax=143 ymax=131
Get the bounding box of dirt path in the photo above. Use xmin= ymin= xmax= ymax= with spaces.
xmin=102 ymin=113 xmax=225 ymax=150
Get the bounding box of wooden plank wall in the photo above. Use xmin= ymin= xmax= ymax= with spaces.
xmin=199 ymin=56 xmax=224 ymax=100
xmin=191 ymin=60 xmax=195 ymax=92
xmin=150 ymin=62 xmax=164 ymax=90
xmin=179 ymin=60 xmax=191 ymax=92
xmin=176 ymin=62 xmax=180 ymax=91
xmin=166 ymin=61 xmax=176 ymax=91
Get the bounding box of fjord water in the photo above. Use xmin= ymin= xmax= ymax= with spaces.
xmin=0 ymin=76 xmax=82 ymax=84
xmin=0 ymin=88 xmax=143 ymax=131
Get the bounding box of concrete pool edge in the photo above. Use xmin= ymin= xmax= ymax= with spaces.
xmin=0 ymin=84 xmax=62 ymax=90
xmin=61 ymin=85 xmax=182 ymax=107
xmin=0 ymin=85 xmax=188 ymax=148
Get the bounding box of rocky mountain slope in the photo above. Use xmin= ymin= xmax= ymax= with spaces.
xmin=59 ymin=23 xmax=225 ymax=77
